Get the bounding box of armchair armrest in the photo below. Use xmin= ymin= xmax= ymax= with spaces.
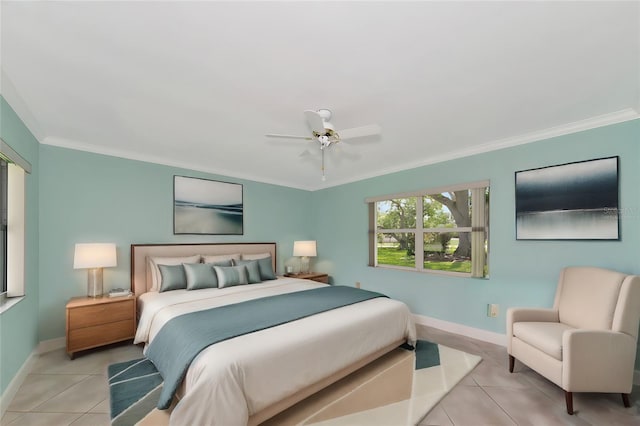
xmin=506 ymin=308 xmax=558 ymax=353
xmin=563 ymin=330 xmax=636 ymax=393
xmin=507 ymin=307 xmax=559 ymax=324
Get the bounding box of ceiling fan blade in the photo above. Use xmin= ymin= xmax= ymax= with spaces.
xmin=265 ymin=133 xmax=313 ymax=140
xmin=336 ymin=124 xmax=381 ymax=141
xmin=304 ymin=110 xmax=326 ymax=134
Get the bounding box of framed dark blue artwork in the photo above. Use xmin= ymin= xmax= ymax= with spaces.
xmin=515 ymin=157 xmax=619 ymax=240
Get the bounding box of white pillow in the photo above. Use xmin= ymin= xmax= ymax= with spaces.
xmin=202 ymin=254 xmax=241 ymax=264
xmin=148 ymin=255 xmax=201 ymax=292
xmin=241 ymin=252 xmax=271 ymax=260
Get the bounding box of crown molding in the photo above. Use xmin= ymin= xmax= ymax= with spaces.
xmin=309 ymin=108 xmax=640 ymax=191
xmin=0 ymin=70 xmax=46 ymax=142
xmin=40 ymin=136 xmax=315 ymax=191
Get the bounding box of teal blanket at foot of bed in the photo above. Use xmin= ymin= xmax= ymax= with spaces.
xmin=146 ymin=285 xmax=388 ymax=409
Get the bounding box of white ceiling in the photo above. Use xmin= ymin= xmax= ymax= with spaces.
xmin=1 ymin=1 xmax=638 ymax=190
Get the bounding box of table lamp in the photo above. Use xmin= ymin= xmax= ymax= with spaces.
xmin=293 ymin=240 xmax=316 ymax=274
xmin=73 ymin=243 xmax=117 ymax=297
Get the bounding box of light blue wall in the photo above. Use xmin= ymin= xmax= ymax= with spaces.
xmin=0 ymin=97 xmax=40 ymax=394
xmin=38 ymin=145 xmax=313 ymax=341
xmin=311 ymin=119 xmax=640 ymax=368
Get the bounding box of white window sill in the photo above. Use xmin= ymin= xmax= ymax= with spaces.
xmin=0 ymin=295 xmax=25 ymax=314
xmin=370 ymin=264 xmax=488 ymax=279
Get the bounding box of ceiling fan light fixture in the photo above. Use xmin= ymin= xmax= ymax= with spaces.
xmin=266 ymin=108 xmax=381 ymax=182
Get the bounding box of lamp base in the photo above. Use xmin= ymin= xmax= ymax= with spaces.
xmin=87 ymin=268 xmax=104 ymax=297
xmin=300 ymin=256 xmax=310 ymax=274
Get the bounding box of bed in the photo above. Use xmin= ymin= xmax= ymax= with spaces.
xmin=131 ymin=243 xmax=416 ymax=426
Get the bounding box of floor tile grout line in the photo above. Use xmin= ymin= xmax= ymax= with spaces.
xmin=28 ymin=374 xmax=96 ymax=413
xmin=438 ymin=403 xmax=455 ymax=426
xmin=476 ymin=381 xmax=520 ymax=426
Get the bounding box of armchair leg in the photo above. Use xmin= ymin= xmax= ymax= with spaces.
xmin=508 ymin=355 xmax=514 ymax=373
xmin=621 ymin=393 xmax=630 ymax=408
xmin=565 ymin=391 xmax=574 ymax=415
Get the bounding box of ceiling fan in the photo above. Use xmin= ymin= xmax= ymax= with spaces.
xmin=265 ymin=109 xmax=381 ymax=181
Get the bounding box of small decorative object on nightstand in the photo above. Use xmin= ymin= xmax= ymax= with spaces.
xmin=289 ymin=272 xmax=329 ymax=284
xmin=65 ymin=295 xmax=135 ymax=359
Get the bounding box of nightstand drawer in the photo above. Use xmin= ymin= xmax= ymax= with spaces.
xmin=68 ymin=299 xmax=134 ymax=328
xmin=67 ymin=319 xmax=135 ymax=352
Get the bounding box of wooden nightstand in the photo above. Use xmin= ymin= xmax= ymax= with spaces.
xmin=66 ymin=295 xmax=136 ymax=359
xmin=287 ymin=272 xmax=329 ymax=284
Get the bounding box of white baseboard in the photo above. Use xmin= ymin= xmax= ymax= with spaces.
xmin=37 ymin=337 xmax=65 ymax=354
xmin=0 ymin=350 xmax=37 ymax=418
xmin=413 ymin=313 xmax=640 ymax=385
xmin=412 ymin=313 xmax=507 ymax=347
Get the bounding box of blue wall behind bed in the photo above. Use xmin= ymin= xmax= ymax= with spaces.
xmin=310 ymin=118 xmax=640 ymax=370
xmin=38 ymin=145 xmax=313 ymax=341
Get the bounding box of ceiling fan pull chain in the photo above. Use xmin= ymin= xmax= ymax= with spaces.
xmin=321 ymin=149 xmax=326 ymax=181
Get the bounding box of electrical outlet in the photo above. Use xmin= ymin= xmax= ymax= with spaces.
xmin=487 ymin=304 xmax=499 ymax=318
xmin=355 ymin=281 xmax=361 ymax=289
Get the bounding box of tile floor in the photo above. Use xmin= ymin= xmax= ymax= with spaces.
xmin=2 ymin=343 xmax=142 ymax=426
xmin=418 ymin=325 xmax=640 ymax=426
xmin=1 ymin=326 xmax=638 ymax=425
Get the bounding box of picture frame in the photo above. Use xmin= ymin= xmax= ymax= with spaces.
xmin=515 ymin=156 xmax=619 ymax=240
xmin=174 ymin=176 xmax=243 ymax=235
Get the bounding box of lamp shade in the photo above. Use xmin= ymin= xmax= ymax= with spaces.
xmin=73 ymin=243 xmax=117 ymax=269
xmin=293 ymin=240 xmax=317 ymax=257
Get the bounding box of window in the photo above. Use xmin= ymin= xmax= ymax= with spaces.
xmin=367 ymin=181 xmax=489 ymax=278
xmin=0 ymin=138 xmax=30 ymax=306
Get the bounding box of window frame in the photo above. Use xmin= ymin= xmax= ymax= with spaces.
xmin=367 ymin=180 xmax=489 ymax=278
xmin=1 ymin=159 xmax=7 ymax=296
xmin=0 ymin=138 xmax=31 ymax=311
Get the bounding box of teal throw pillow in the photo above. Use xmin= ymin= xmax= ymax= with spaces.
xmin=233 ymin=260 xmax=262 ymax=284
xmin=214 ymin=265 xmax=249 ymax=288
xmin=255 ymin=256 xmax=277 ymax=280
xmin=158 ymin=264 xmax=187 ymax=292
xmin=184 ymin=263 xmax=218 ymax=290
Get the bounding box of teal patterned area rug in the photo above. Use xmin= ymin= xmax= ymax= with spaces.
xmin=107 ymin=340 xmax=481 ymax=425
xmin=107 ymin=358 xmax=163 ymax=426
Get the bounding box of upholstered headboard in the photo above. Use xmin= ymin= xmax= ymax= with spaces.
xmin=130 ymin=243 xmax=277 ymax=296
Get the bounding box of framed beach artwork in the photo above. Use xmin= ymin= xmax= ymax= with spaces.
xmin=515 ymin=156 xmax=619 ymax=240
xmin=174 ymin=176 xmax=243 ymax=235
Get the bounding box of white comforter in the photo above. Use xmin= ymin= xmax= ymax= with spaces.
xmin=135 ymin=278 xmax=416 ymax=426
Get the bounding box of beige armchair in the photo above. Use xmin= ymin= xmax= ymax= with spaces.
xmin=507 ymin=266 xmax=640 ymax=415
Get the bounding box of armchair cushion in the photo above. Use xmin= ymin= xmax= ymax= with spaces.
xmin=513 ymin=322 xmax=573 ymax=361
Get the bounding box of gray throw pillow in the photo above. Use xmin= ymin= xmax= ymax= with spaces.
xmin=234 ymin=260 xmax=262 ymax=284
xmin=255 ymin=256 xmax=277 ymax=280
xmin=158 ymin=264 xmax=187 ymax=292
xmin=184 ymin=263 xmax=218 ymax=290
xmin=214 ymin=265 xmax=249 ymax=288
